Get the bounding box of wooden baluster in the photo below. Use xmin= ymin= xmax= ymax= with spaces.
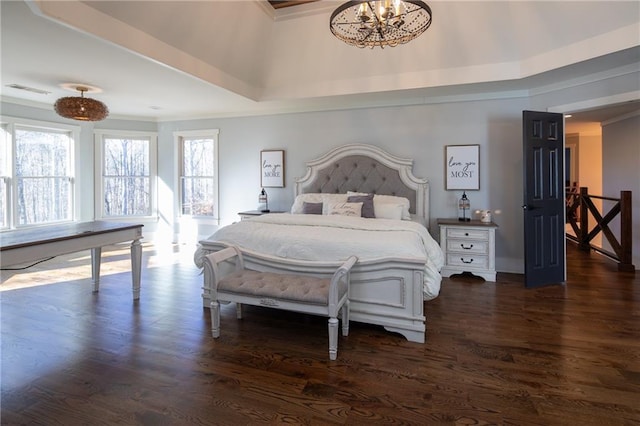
xmin=618 ymin=190 xmax=635 ymax=272
xmin=579 ymin=187 xmax=590 ymax=251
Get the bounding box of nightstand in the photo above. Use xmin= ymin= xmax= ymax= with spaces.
xmin=238 ymin=210 xmax=284 ymax=220
xmin=437 ymin=218 xmax=498 ymax=282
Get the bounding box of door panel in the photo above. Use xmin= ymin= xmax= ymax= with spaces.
xmin=523 ymin=111 xmax=565 ymax=287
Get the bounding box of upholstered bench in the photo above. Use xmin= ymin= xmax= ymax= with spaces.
xmin=202 ymin=246 xmax=357 ymax=360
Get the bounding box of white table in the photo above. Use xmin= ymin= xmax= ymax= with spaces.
xmin=1 ymin=221 xmax=144 ymax=299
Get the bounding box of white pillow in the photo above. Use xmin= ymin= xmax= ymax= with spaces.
xmin=374 ymin=203 xmax=404 ymax=220
xmin=291 ymin=193 xmax=348 ymax=214
xmin=347 ymin=191 xmax=411 ymax=220
xmin=326 ymin=202 xmax=363 ymax=217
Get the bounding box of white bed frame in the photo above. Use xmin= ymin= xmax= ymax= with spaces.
xmin=197 ymin=144 xmax=433 ymax=343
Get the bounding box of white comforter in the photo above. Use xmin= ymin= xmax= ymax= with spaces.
xmin=197 ymin=213 xmax=444 ymax=300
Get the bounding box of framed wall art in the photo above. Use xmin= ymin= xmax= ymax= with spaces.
xmin=445 ymin=144 xmax=480 ymax=190
xmin=260 ymin=149 xmax=285 ymax=187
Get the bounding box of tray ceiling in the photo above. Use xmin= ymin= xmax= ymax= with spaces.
xmin=1 ymin=0 xmax=638 ymax=121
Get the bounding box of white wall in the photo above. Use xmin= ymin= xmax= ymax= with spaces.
xmin=578 ymin=131 xmax=603 ymax=248
xmin=160 ymin=97 xmax=528 ymax=272
xmin=602 ymin=113 xmax=640 ymax=268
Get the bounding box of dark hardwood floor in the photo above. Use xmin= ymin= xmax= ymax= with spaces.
xmin=1 ymin=242 xmax=638 ymax=425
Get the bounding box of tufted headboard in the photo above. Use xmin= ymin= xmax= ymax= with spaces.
xmin=294 ymin=144 xmax=430 ymax=226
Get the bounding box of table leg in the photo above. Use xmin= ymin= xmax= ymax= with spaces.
xmin=91 ymin=247 xmax=102 ymax=292
xmin=131 ymin=239 xmax=142 ymax=300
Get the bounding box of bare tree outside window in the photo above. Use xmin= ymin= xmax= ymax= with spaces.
xmin=103 ymin=137 xmax=150 ymax=216
xmin=15 ymin=128 xmax=72 ymax=225
xmin=181 ymin=138 xmax=215 ymax=216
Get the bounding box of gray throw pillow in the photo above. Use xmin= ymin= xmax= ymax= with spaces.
xmin=347 ymin=194 xmax=375 ymax=218
xmin=302 ymin=201 xmax=323 ymax=215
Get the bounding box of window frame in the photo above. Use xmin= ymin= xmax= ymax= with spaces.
xmin=0 ymin=121 xmax=10 ymax=230
xmin=94 ymin=129 xmax=158 ymax=222
xmin=0 ymin=116 xmax=80 ymax=230
xmin=174 ymin=129 xmax=219 ymax=223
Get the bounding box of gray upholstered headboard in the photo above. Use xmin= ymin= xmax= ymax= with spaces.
xmin=294 ymin=144 xmax=430 ymax=225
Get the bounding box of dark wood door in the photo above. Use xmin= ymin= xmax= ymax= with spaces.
xmin=522 ymin=110 xmax=565 ymax=287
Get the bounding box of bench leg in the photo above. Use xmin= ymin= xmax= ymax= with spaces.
xmin=341 ymin=300 xmax=350 ymax=336
xmin=328 ymin=317 xmax=339 ymax=361
xmin=211 ymin=300 xmax=221 ymax=338
xmin=236 ymin=303 xmax=243 ymax=319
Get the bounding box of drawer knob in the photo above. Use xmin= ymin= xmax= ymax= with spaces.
xmin=461 ymin=243 xmax=474 ymax=250
xmin=464 ymin=232 xmax=469 ymax=236
xmin=461 ymin=258 xmax=474 ymax=264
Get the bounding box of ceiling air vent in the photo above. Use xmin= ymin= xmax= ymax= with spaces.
xmin=5 ymin=84 xmax=51 ymax=95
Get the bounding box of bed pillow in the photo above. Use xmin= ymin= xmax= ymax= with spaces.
xmin=326 ymin=202 xmax=363 ymax=217
xmin=374 ymin=203 xmax=404 ymax=220
xmin=291 ymin=193 xmax=348 ymax=214
xmin=302 ymin=202 xmax=323 ymax=215
xmin=347 ymin=192 xmax=411 ymax=220
xmin=347 ymin=194 xmax=375 ymax=218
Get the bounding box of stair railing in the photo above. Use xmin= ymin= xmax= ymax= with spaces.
xmin=565 ymin=187 xmax=634 ymax=272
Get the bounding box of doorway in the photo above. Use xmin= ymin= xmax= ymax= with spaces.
xmin=561 ymin=99 xmax=640 ymax=268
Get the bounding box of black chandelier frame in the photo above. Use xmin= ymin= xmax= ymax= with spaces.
xmin=329 ymin=0 xmax=432 ymax=49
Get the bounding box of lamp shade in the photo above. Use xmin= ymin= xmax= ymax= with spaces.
xmin=458 ymin=191 xmax=470 ymax=222
xmin=54 ymin=87 xmax=109 ymax=121
xmin=258 ymin=188 xmax=270 ymax=213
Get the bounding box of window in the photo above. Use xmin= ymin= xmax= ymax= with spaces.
xmin=175 ymin=130 xmax=218 ymax=219
xmin=95 ymin=131 xmax=157 ymax=219
xmin=0 ymin=118 xmax=78 ymax=229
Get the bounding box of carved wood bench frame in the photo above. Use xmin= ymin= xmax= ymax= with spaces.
xmin=202 ymin=246 xmax=357 ymax=360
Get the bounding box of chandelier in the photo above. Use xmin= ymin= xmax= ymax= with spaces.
xmin=54 ymin=86 xmax=109 ymax=121
xmin=330 ymin=0 xmax=432 ymax=48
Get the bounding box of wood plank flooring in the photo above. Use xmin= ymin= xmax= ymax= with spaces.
xmin=1 ymin=242 xmax=638 ymax=425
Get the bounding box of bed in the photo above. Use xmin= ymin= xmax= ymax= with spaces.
xmin=194 ymin=144 xmax=444 ymax=343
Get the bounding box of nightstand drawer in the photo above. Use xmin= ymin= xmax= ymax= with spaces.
xmin=446 ymin=239 xmax=489 ymax=255
xmin=446 ymin=254 xmax=489 ymax=270
xmin=446 ymin=228 xmax=489 ymax=240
